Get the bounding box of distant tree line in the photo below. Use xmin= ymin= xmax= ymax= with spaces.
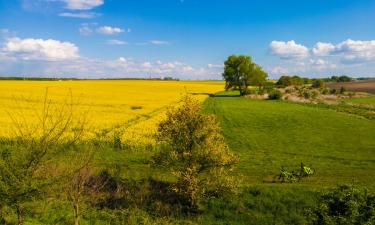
xmin=276 ymin=75 xmax=354 ymax=88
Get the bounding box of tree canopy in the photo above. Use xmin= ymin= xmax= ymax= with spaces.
xmin=223 ymin=55 xmax=268 ymax=96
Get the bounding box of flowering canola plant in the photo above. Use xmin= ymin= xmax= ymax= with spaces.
xmin=0 ymin=80 xmax=223 ymax=147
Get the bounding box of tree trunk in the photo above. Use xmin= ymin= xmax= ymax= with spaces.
xmin=74 ymin=203 xmax=80 ymax=225
xmin=17 ymin=206 xmax=23 ymax=225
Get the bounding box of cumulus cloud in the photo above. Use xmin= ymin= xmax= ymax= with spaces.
xmin=0 ymin=39 xmax=221 ymax=79
xmin=334 ymin=39 xmax=375 ymax=64
xmin=269 ymin=40 xmax=309 ymax=59
xmin=96 ymin=26 xmax=124 ymax=35
xmin=312 ymin=42 xmax=335 ymax=56
xmin=2 ymin=37 xmax=79 ymax=61
xmin=62 ymin=0 xmax=104 ymax=10
xmin=312 ymin=39 xmax=375 ymax=64
xmin=309 ymin=59 xmax=337 ymax=70
xmin=59 ymin=12 xmax=101 ymax=18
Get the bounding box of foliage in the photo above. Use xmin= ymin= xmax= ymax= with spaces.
xmin=330 ymin=75 xmax=353 ymax=82
xmin=276 ymin=75 xmax=309 ymax=87
xmin=268 ymin=90 xmax=283 ymax=100
xmin=310 ymin=185 xmax=375 ymax=225
xmin=155 ymin=95 xmax=238 ymax=209
xmin=274 ymin=163 xmax=314 ymax=183
xmin=312 ymin=79 xmax=326 ymax=88
xmin=0 ymin=91 xmax=88 ymax=224
xmin=222 ymin=55 xmax=268 ymax=96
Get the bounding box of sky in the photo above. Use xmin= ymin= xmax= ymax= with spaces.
xmin=1 ymin=0 xmax=375 ymax=79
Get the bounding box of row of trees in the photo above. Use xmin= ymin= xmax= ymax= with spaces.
xmin=221 ymin=55 xmax=353 ymax=95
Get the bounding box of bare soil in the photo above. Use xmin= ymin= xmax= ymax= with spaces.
xmin=327 ymin=80 xmax=375 ymax=93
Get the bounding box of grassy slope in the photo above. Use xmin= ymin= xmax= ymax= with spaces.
xmin=344 ymin=95 xmax=375 ymax=105
xmin=204 ymin=93 xmax=375 ymax=188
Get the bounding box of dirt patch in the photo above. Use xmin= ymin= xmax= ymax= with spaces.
xmin=327 ymin=80 xmax=375 ymax=94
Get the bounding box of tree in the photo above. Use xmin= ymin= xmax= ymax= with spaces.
xmin=155 ymin=96 xmax=238 ymax=209
xmin=0 ymin=91 xmax=87 ymax=225
xmin=338 ymin=75 xmax=352 ymax=82
xmin=312 ymin=79 xmax=325 ymax=88
xmin=223 ymin=55 xmax=268 ymax=96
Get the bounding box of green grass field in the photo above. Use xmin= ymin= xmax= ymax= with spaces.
xmin=204 ymin=92 xmax=375 ymax=188
xmin=344 ymin=95 xmax=375 ymax=105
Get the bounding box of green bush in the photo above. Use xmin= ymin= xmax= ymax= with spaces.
xmin=312 ymin=79 xmax=325 ymax=88
xmin=268 ymin=90 xmax=283 ymax=100
xmin=321 ymin=88 xmax=329 ymax=95
xmin=303 ymin=91 xmax=311 ymax=99
xmin=310 ymin=185 xmax=375 ymax=225
xmin=340 ymin=86 xmax=346 ymax=94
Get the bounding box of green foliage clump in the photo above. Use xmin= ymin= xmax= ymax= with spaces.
xmin=223 ymin=55 xmax=268 ymax=96
xmin=310 ymin=185 xmax=375 ymax=225
xmin=155 ymin=96 xmax=238 ymax=209
xmin=331 ymin=75 xmax=352 ymax=82
xmin=276 ymin=75 xmax=309 ymax=87
xmin=275 ymin=163 xmax=315 ymax=183
xmin=312 ymin=79 xmax=326 ymax=88
xmin=268 ymin=90 xmax=283 ymax=100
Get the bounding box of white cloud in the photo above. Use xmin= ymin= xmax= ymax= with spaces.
xmin=96 ymin=26 xmax=124 ymax=35
xmin=79 ymin=26 xmax=93 ymax=36
xmin=269 ymin=40 xmax=309 ymax=59
xmin=62 ymin=0 xmax=104 ymax=10
xmin=334 ymin=39 xmax=375 ymax=64
xmin=312 ymin=42 xmax=335 ymax=56
xmin=310 ymin=59 xmax=337 ymax=70
xmin=149 ymin=40 xmax=170 ymax=45
xmin=106 ymin=39 xmax=128 ymax=45
xmin=269 ymin=66 xmax=289 ymax=75
xmin=312 ymin=39 xmax=375 ymax=64
xmin=59 ymin=12 xmax=101 ymax=18
xmin=208 ymin=63 xmax=223 ymax=69
xmin=0 ymin=54 xmax=222 ymax=79
xmin=2 ymin=37 xmax=79 ymax=61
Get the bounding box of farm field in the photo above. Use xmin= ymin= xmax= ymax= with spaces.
xmin=327 ymin=80 xmax=375 ymax=93
xmin=0 ymin=80 xmax=223 ymax=146
xmin=0 ymin=83 xmax=374 ymax=224
xmin=204 ymin=92 xmax=375 ymax=188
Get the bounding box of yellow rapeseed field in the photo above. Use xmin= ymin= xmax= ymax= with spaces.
xmin=0 ymin=80 xmax=223 ymax=147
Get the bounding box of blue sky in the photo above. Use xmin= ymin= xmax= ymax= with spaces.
xmin=1 ymin=0 xmax=375 ymax=79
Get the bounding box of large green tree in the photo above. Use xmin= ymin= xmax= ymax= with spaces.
xmin=223 ymin=55 xmax=268 ymax=95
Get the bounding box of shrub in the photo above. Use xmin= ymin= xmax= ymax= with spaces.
xmin=339 ymin=86 xmax=346 ymax=94
xmin=311 ymin=91 xmax=319 ymax=99
xmin=310 ymin=185 xmax=375 ymax=225
xmin=321 ymin=88 xmax=329 ymax=95
xmin=303 ymin=91 xmax=311 ymax=99
xmin=312 ymin=79 xmax=325 ymax=88
xmin=155 ymin=96 xmax=238 ymax=209
xmin=268 ymin=90 xmax=283 ymax=100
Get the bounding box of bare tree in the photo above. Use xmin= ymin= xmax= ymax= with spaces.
xmin=0 ymin=89 xmax=89 ymax=224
